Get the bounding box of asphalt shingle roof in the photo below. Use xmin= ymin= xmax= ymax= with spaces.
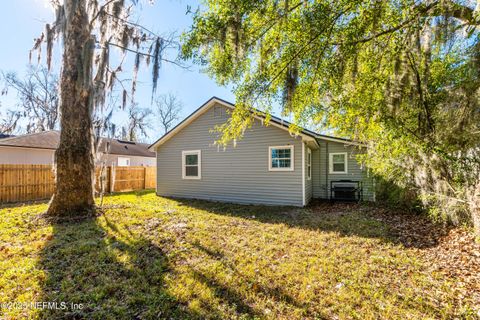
xmin=0 ymin=131 xmax=155 ymax=158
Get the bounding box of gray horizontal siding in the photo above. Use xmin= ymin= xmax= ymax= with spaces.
xmin=312 ymin=140 xmax=375 ymax=201
xmin=156 ymin=103 xmax=304 ymax=206
xmin=312 ymin=147 xmax=322 ymax=198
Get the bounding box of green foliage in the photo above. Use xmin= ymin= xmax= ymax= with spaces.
xmin=374 ymin=177 xmax=423 ymax=212
xmin=183 ymin=0 xmax=480 ymax=227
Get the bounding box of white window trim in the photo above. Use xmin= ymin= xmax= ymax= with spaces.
xmin=268 ymin=145 xmax=294 ymax=171
xmin=329 ymin=152 xmax=348 ymax=174
xmin=307 ymin=148 xmax=312 ymax=180
xmin=118 ymin=157 xmax=130 ymax=167
xmin=182 ymin=150 xmax=201 ymax=179
xmin=302 ymin=143 xmax=306 ymax=206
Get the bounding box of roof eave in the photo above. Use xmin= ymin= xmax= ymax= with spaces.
xmin=315 ymin=135 xmax=365 ymax=147
xmin=0 ymin=144 xmax=57 ymax=151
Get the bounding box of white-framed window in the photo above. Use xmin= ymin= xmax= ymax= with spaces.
xmin=182 ymin=150 xmax=201 ymax=179
xmin=268 ymin=145 xmax=294 ymax=171
xmin=118 ymin=157 xmax=130 ymax=166
xmin=307 ymin=148 xmax=312 ymax=180
xmin=329 ymin=152 xmax=348 ymax=174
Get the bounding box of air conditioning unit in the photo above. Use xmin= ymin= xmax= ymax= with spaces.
xmin=330 ymin=180 xmax=362 ymax=202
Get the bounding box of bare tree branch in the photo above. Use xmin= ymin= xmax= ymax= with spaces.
xmin=154 ymin=93 xmax=183 ymax=133
xmin=1 ymin=65 xmax=59 ymax=133
xmin=123 ymin=103 xmax=152 ymax=141
xmin=0 ymin=108 xmax=22 ymax=134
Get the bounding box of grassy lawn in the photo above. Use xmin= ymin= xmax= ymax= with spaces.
xmin=0 ymin=191 xmax=477 ymax=319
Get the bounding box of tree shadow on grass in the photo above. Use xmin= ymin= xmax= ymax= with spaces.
xmin=37 ymin=215 xmax=197 ymax=319
xmin=173 ymin=197 xmax=451 ymax=249
xmin=190 ymin=242 xmax=308 ymax=312
xmin=190 ymin=270 xmax=259 ymax=318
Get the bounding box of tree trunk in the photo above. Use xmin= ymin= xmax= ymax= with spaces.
xmin=47 ymin=0 xmax=96 ymax=218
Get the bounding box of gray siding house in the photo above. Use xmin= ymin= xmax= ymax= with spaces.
xmin=149 ymin=97 xmax=374 ymax=206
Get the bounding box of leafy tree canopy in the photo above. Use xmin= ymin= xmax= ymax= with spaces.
xmin=183 ymin=0 xmax=480 ymax=229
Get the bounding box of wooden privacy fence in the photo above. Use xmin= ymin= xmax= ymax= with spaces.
xmin=0 ymin=165 xmax=156 ymax=204
xmin=0 ymin=165 xmax=55 ymax=203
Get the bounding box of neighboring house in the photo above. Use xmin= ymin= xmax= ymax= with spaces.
xmin=149 ymin=97 xmax=375 ymax=207
xmin=0 ymin=131 xmax=155 ymax=166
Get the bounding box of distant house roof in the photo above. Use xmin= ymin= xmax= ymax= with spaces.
xmin=0 ymin=131 xmax=155 ymax=158
xmin=149 ymin=96 xmax=362 ymax=150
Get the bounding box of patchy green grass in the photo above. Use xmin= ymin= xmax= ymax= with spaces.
xmin=0 ymin=191 xmax=477 ymax=319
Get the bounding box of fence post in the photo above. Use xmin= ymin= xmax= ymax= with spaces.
xmin=106 ymin=166 xmax=111 ymax=193
xmin=143 ymin=167 xmax=146 ymax=190
xmin=110 ymin=165 xmax=115 ymax=193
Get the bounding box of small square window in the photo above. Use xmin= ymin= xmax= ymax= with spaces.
xmin=329 ymin=152 xmax=348 ymax=174
xmin=269 ymin=146 xmax=294 ymax=171
xmin=182 ymin=150 xmax=201 ymax=179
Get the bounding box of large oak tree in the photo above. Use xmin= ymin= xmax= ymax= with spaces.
xmin=35 ymin=0 xmax=177 ymax=218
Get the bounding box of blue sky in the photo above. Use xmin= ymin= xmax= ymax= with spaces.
xmin=0 ymin=0 xmax=236 ymax=143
